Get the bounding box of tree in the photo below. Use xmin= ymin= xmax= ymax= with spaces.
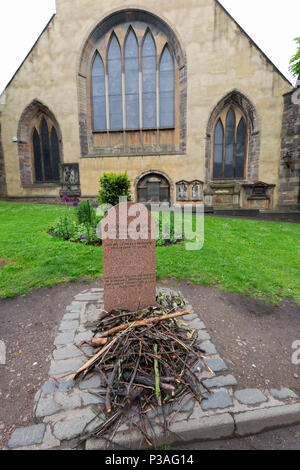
xmin=289 ymin=37 xmax=300 ymax=77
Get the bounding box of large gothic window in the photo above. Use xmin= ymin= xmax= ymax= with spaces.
xmin=213 ymin=107 xmax=248 ymax=180
xmin=32 ymin=115 xmax=61 ymax=183
xmin=90 ymin=22 xmax=177 ymax=150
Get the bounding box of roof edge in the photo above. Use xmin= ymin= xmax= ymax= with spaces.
xmin=1 ymin=14 xmax=56 ymax=95
xmin=215 ymin=0 xmax=293 ymax=88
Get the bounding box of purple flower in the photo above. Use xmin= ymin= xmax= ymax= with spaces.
xmin=63 ymin=195 xmax=70 ymax=203
xmin=79 ymin=234 xmax=87 ymax=240
xmin=73 ymin=201 xmax=79 ymax=207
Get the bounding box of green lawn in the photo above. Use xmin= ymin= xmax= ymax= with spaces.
xmin=0 ymin=201 xmax=299 ymax=304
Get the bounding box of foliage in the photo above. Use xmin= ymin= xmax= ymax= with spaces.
xmin=0 ymin=202 xmax=300 ymax=305
xmin=289 ymin=37 xmax=300 ymax=77
xmin=98 ymin=172 xmax=132 ymax=207
xmin=76 ymin=200 xmax=97 ymax=226
xmin=48 ymin=213 xmax=78 ymax=240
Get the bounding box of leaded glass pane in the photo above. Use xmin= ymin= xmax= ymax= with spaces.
xmin=213 ymin=120 xmax=224 ymax=179
xmin=159 ymin=47 xmax=174 ymax=128
xmin=125 ymin=30 xmax=139 ymax=129
xmin=142 ymin=32 xmax=156 ymax=128
xmin=51 ymin=127 xmax=60 ymax=181
xmin=224 ymin=109 xmax=235 ymax=178
xmin=236 ymin=119 xmax=246 ymax=178
xmin=41 ymin=118 xmax=52 ymax=181
xmin=108 ymin=35 xmax=123 ymax=130
xmin=92 ymin=53 xmax=106 ymax=131
xmin=33 ymin=129 xmax=43 ymax=182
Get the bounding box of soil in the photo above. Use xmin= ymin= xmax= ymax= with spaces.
xmin=159 ymin=279 xmax=300 ymax=395
xmin=0 ymin=278 xmax=299 ymax=449
xmin=0 ymin=279 xmax=99 ymax=448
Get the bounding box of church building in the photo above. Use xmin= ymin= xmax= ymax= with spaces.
xmin=0 ymin=0 xmax=299 ymax=212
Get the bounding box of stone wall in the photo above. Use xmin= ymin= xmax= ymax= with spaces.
xmin=278 ymin=85 xmax=300 ymax=210
xmin=0 ymin=0 xmax=293 ymax=206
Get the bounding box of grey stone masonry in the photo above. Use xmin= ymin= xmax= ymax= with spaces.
xmin=235 ymin=389 xmax=267 ymax=405
xmin=201 ymin=391 xmax=233 ymax=410
xmin=270 ymin=388 xmax=298 ymax=400
xmin=9 ymin=287 xmax=299 ymax=450
xmin=204 ymin=357 xmax=228 ymax=372
xmin=8 ymin=424 xmax=46 ymax=449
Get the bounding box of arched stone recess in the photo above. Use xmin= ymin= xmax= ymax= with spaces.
xmin=205 ymin=90 xmax=261 ymax=184
xmin=77 ymin=8 xmax=187 ymax=158
xmin=17 ymin=100 xmax=64 ymax=187
xmin=134 ymin=169 xmax=174 ymax=204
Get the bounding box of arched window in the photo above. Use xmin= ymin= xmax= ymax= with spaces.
xmin=142 ymin=31 xmax=157 ymax=129
xmin=87 ymin=21 xmax=180 ymax=153
xmin=125 ymin=29 xmax=139 ymax=129
xmin=159 ymin=46 xmax=174 ymax=128
xmin=32 ymin=115 xmax=61 ymax=183
xmin=92 ymin=53 xmax=106 ymax=131
xmin=108 ymin=34 xmax=123 ymax=130
xmin=212 ymin=107 xmax=248 ymax=180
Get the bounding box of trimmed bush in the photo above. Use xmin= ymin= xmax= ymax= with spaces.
xmin=98 ymin=172 xmax=132 ymax=207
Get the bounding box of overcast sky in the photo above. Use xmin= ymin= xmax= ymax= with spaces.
xmin=0 ymin=0 xmax=299 ymax=94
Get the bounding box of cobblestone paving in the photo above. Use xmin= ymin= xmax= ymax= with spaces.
xmin=7 ymin=287 xmax=299 ymax=450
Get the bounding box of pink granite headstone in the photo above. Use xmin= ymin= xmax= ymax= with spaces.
xmin=102 ymin=202 xmax=156 ymax=312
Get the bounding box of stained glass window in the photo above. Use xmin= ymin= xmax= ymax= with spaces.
xmin=224 ymin=109 xmax=235 ymax=179
xmin=142 ymin=32 xmax=157 ymax=129
xmin=213 ymin=108 xmax=247 ymax=179
xmin=41 ymin=118 xmax=52 ymax=181
xmin=108 ymin=34 xmax=123 ymax=130
xmin=33 ymin=129 xmax=43 ymax=182
xmin=92 ymin=53 xmax=106 ymax=131
xmin=51 ymin=127 xmax=60 ymax=181
xmin=236 ymin=119 xmax=246 ymax=178
xmin=213 ymin=120 xmax=224 ymax=179
xmin=125 ymin=30 xmax=139 ymax=129
xmin=159 ymin=47 xmax=174 ymax=128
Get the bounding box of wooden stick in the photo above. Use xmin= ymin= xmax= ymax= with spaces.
xmin=91 ymin=310 xmax=193 ymax=347
xmin=153 ymin=344 xmax=161 ymax=406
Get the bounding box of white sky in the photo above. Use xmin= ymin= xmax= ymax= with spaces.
xmin=0 ymin=0 xmax=299 ymax=94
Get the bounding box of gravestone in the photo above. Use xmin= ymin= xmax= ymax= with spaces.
xmin=102 ymin=202 xmax=156 ymax=312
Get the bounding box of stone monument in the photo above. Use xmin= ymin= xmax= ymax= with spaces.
xmin=102 ymin=202 xmax=156 ymax=312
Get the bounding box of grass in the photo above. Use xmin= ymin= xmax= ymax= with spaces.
xmin=0 ymin=201 xmax=299 ymax=304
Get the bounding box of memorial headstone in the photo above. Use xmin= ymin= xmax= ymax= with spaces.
xmin=102 ymin=202 xmax=156 ymax=312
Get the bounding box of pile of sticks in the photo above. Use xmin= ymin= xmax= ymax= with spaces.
xmin=71 ymin=294 xmax=211 ymax=448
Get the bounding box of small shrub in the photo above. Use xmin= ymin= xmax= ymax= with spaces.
xmin=76 ymin=200 xmax=96 ymax=226
xmin=98 ymin=172 xmax=132 ymax=207
xmin=48 ymin=214 xmax=77 ymax=240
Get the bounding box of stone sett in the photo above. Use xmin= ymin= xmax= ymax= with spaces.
xmin=201 ymin=390 xmax=233 ymax=410
xmin=201 ymin=341 xmax=217 ymax=355
xmin=63 ymin=313 xmax=79 ymax=321
xmin=53 ymin=345 xmax=83 ymax=361
xmin=59 ymin=320 xmax=79 ymax=331
xmin=53 ymin=409 xmax=96 ymax=441
xmin=235 ymin=389 xmax=268 ymax=405
xmin=35 ymin=397 xmax=61 ymax=418
xmin=269 ymin=388 xmax=298 ymax=400
xmin=203 ymin=375 xmax=237 ymax=388
xmin=54 ymin=332 xmax=75 ymax=346
xmin=79 ymin=375 xmax=102 ymax=390
xmin=8 ymin=424 xmax=46 ymax=449
xmin=204 ymin=357 xmax=228 ymax=372
xmin=49 ymin=357 xmax=85 ymax=376
xmin=197 ymin=331 xmax=211 ymax=341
